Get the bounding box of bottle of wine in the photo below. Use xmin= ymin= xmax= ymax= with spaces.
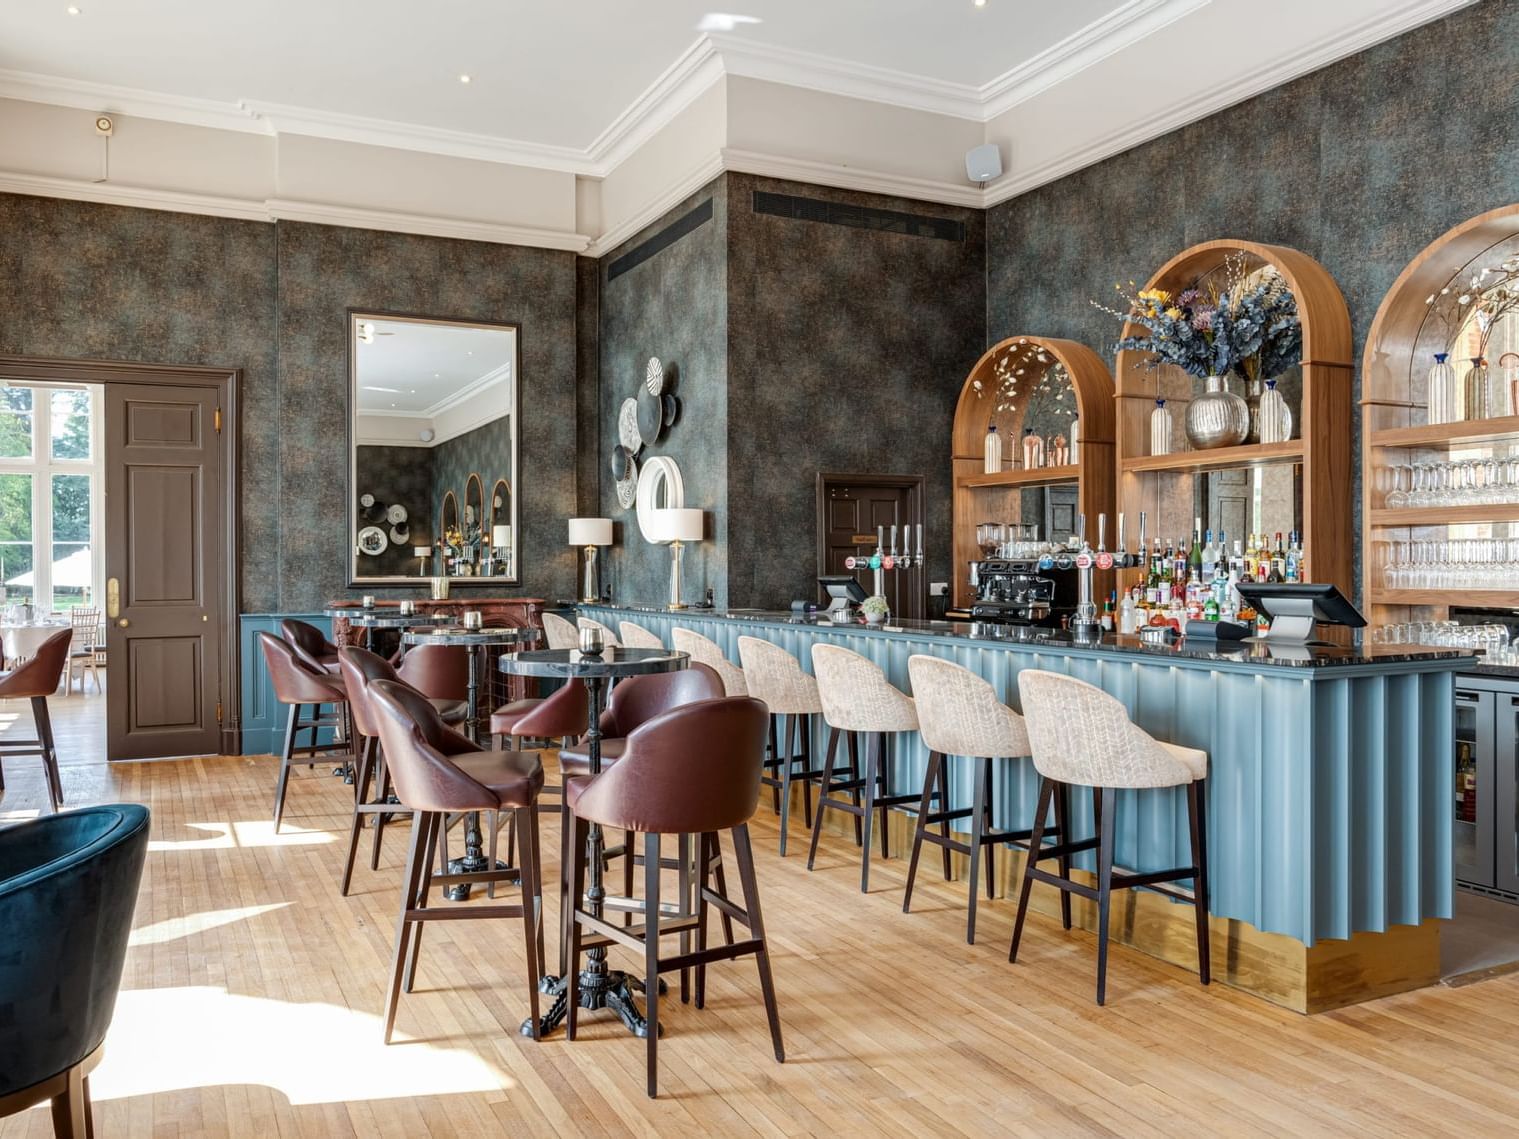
xmin=1201 ymin=529 xmax=1215 ymax=585
xmin=1188 ymin=520 xmax=1204 ymax=584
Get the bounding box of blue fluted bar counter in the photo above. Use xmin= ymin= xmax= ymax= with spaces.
xmin=583 ymin=604 xmax=1466 ymax=961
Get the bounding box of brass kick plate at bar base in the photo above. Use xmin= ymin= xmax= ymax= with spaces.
xmin=106 ymin=577 xmax=120 ymax=618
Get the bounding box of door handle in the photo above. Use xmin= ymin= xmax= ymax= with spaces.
xmin=117 ymin=618 xmax=129 ymax=628
xmin=107 ymin=577 xmax=121 ymax=619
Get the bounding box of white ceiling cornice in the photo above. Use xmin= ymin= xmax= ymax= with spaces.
xmin=0 ymin=67 xmax=271 ymax=135
xmin=584 ymin=36 xmax=727 ymax=172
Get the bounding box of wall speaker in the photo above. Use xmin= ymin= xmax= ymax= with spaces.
xmin=965 ymin=143 xmax=1003 ymax=185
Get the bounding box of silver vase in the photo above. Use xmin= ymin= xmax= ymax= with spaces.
xmin=1185 ymin=375 xmax=1250 ymax=449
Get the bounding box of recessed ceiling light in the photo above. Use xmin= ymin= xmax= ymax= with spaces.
xmin=458 ymin=74 xmax=472 ymax=85
xmin=66 ymin=5 xmax=82 ymax=14
xmin=973 ymin=0 xmax=987 ymax=7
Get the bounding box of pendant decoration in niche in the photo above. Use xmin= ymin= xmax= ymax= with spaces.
xmin=610 ymin=356 xmax=683 ymax=510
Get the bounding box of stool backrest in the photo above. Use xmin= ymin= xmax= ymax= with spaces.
xmin=810 ymin=643 xmax=917 ymax=733
xmin=670 ymin=627 xmax=748 ymax=695
xmin=541 ymin=612 xmax=579 ymax=650
xmin=397 ymin=644 xmax=469 ymax=700
xmin=368 ymin=679 xmax=493 ymax=813
xmin=512 ymin=677 xmax=590 ymax=739
xmin=0 ymin=628 xmax=73 ymax=699
xmin=737 ymin=636 xmax=821 ymax=715
xmin=567 ymin=697 xmax=769 ymax=834
xmin=1017 ymin=670 xmax=1195 ymax=789
xmin=577 ymin=616 xmax=621 ymax=647
xmin=618 ymin=621 xmax=665 ymax=650
xmin=279 ymin=618 xmax=336 ymax=672
xmin=603 ymin=663 xmax=724 ymax=738
xmin=257 ymin=631 xmax=340 ymax=705
xmin=908 ymin=654 xmax=1028 ymax=759
xmin=338 ymin=645 xmax=405 ymax=738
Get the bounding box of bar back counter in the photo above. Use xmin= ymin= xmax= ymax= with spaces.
xmin=582 ymin=604 xmax=1466 ymax=1013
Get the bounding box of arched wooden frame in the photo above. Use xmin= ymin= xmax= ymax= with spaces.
xmin=490 ymin=477 xmax=511 ymax=531
xmin=951 ymin=336 xmax=1116 ymax=609
xmin=1112 ymin=239 xmax=1354 ymax=598
xmin=440 ymin=490 xmax=459 ymax=542
xmin=464 ymin=473 xmax=484 ymax=533
xmin=1360 ymin=203 xmax=1519 ymax=619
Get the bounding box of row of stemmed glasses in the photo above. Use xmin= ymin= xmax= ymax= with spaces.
xmin=1383 ymin=458 xmax=1519 ymax=507
xmin=1378 ymin=538 xmax=1519 ymax=590
xmin=1371 ymin=621 xmax=1512 ymax=653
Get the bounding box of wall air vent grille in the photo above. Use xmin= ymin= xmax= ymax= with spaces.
xmin=752 ymin=191 xmax=965 ymax=242
xmin=607 ymin=197 xmax=714 ymax=283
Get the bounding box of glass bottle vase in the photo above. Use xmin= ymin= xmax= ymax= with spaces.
xmin=1184 ymin=374 xmax=1250 ymax=450
xmin=983 ymin=424 xmax=1002 ymax=473
xmin=1243 ymin=375 xmax=1264 ymax=444
xmin=1150 ymin=398 xmax=1172 ymax=457
xmin=1258 ymin=379 xmax=1293 ymax=443
xmin=1426 ymin=353 xmax=1456 ymax=425
xmin=1460 ymin=357 xmax=1487 ymax=421
xmin=1487 ymin=357 xmax=1513 ymax=418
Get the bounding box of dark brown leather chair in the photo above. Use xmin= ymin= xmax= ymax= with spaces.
xmin=397 ymin=644 xmax=469 ymax=702
xmin=556 ymin=663 xmax=724 ymax=776
xmin=564 ymin=697 xmax=784 ymax=1097
xmin=257 ymin=632 xmax=352 ymax=832
xmin=367 ymin=679 xmax=545 ymax=1042
xmin=337 ymin=646 xmax=468 ymax=895
xmin=279 ymin=618 xmax=342 ymax=675
xmin=0 ymin=628 xmax=73 ymax=812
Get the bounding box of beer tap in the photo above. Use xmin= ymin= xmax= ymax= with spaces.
xmin=1071 ymin=511 xmax=1102 ymax=641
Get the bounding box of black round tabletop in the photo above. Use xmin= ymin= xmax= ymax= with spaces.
xmin=401 ymin=626 xmax=540 ymax=646
xmin=498 ymin=646 xmax=688 ymax=679
xmin=329 ymin=610 xmax=459 ymax=627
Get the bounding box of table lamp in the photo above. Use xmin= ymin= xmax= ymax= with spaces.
xmin=413 ymin=545 xmax=432 ymax=577
xmin=568 ymin=517 xmax=613 ymax=603
xmin=647 ymin=507 xmax=704 ymax=609
xmin=492 ymin=524 xmax=512 ymax=578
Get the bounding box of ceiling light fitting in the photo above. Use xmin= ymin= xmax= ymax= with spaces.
xmin=458 ymin=74 xmax=472 ymax=85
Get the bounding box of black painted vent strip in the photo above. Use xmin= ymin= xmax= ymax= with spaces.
xmin=752 ymin=190 xmax=964 ymax=242
xmin=607 ymin=197 xmax=714 ymax=283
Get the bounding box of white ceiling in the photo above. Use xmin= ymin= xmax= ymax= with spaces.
xmin=354 ymin=318 xmax=514 ymax=415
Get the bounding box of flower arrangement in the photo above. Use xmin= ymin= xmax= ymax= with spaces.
xmin=1425 ymin=253 xmax=1519 ymax=357
xmin=860 ymin=595 xmax=890 ymax=623
xmin=970 ymin=339 xmax=1077 ymax=425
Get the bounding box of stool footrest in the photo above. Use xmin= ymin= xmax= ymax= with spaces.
xmin=407 ymin=903 xmax=527 ymax=922
xmin=575 ymin=910 xmax=702 ymax=952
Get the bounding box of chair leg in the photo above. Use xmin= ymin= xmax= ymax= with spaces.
xmin=937 ymin=755 xmax=953 ymax=881
xmin=695 ymin=831 xmax=714 ymax=1009
xmin=1188 ymin=779 xmax=1212 ymax=986
xmin=644 ymin=831 xmax=661 ymax=1098
xmin=1052 ymin=779 xmax=1072 ymax=930
xmin=273 ymin=703 xmax=299 ymax=832
xmin=1008 ymin=776 xmax=1054 ymax=964
xmin=859 ymin=733 xmax=882 ymax=893
xmin=50 ymin=1061 xmax=89 ymax=1139
xmin=371 ymin=757 xmax=392 ymax=871
xmin=517 ymin=805 xmax=543 ymax=1039
xmin=565 ymin=815 xmax=589 ymax=1041
xmin=768 ymin=719 xmax=780 ymax=814
xmin=677 ymin=831 xmax=693 ymax=1004
xmin=340 ymin=735 xmax=377 ymax=895
xmin=805 ymin=726 xmax=840 ymax=871
xmin=33 ymin=696 xmax=61 ymax=812
xmin=1095 ymin=785 xmax=1116 ymax=1006
xmin=384 ymin=810 xmax=433 ymax=1043
xmin=847 ymin=731 xmax=863 ymax=846
xmin=800 ymin=714 xmax=815 ymax=829
xmin=902 ymin=750 xmax=941 ymax=914
xmin=777 ymin=714 xmax=793 ymax=857
xmin=559 ymin=798 xmax=574 ymax=978
xmin=877 ymin=733 xmax=891 ymax=861
xmin=966 ymin=756 xmax=988 ymax=944
xmin=405 ymin=813 xmax=441 ymax=993
xmin=732 ymin=822 xmax=784 ymax=1063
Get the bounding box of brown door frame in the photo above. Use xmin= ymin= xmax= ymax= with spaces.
xmin=815 ymin=471 xmax=926 ymax=616
xmin=0 ymin=355 xmax=241 ymax=757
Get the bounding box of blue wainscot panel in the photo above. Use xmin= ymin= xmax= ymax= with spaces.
xmin=239 ymin=614 xmax=338 ymax=756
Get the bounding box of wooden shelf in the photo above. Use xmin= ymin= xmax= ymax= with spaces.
xmin=1372 ymin=589 xmax=1519 ymax=608
xmin=1368 ymin=504 xmax=1519 ymax=527
xmin=1369 ymin=416 xmax=1519 ymax=449
xmin=957 ymin=465 xmax=1080 ymax=489
xmin=1121 ymin=440 xmax=1304 ymax=475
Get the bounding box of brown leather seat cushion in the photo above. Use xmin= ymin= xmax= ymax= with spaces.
xmin=491 ymin=698 xmax=545 ymax=736
xmin=556 ymin=737 xmax=627 ymax=776
xmin=430 ymin=698 xmax=469 ymax=725
xmin=450 ymin=749 xmax=546 ymax=810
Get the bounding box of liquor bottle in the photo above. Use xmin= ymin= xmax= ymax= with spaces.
xmin=1203 ymin=591 xmax=1220 ymax=622
xmin=1201 ymin=529 xmax=1216 ymax=585
xmin=1119 ymin=587 xmax=1139 ymax=634
xmin=1101 ymin=591 xmax=1115 ymax=631
xmin=1173 ymin=539 xmax=1187 ymax=588
xmin=1188 ymin=520 xmax=1204 ymax=584
xmin=1286 ymin=532 xmax=1302 ymax=583
xmin=1272 ymin=532 xmax=1287 ymax=581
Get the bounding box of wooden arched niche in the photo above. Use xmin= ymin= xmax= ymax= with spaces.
xmin=951 ymin=336 xmax=1116 ymax=609
xmin=1112 ymin=239 xmax=1354 ymax=597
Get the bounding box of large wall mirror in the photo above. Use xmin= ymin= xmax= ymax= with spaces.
xmin=349 ymin=312 xmax=520 ymax=585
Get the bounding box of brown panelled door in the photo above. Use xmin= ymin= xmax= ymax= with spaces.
xmin=105 ymin=384 xmax=224 ymax=759
xmin=818 ymin=476 xmax=924 ymax=620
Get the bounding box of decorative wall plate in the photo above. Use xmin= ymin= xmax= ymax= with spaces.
xmin=618 ymin=397 xmax=642 ymax=452
xmin=615 ymin=453 xmax=639 ymax=510
xmin=635 ymin=456 xmax=685 ymax=543
xmin=663 ymin=393 xmax=680 ymax=427
xmin=387 ymin=503 xmax=408 ymax=525
xmin=637 ymin=384 xmax=663 ymax=443
xmin=611 ymin=444 xmax=633 ymax=481
xmin=357 ymin=525 xmax=388 ymax=555
xmin=389 ymin=524 xmax=410 ymax=545
xmin=645 ymin=356 xmax=666 ymax=395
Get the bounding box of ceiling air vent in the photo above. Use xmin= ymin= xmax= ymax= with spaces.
xmin=752 ymin=191 xmax=965 ymax=242
xmin=607 ymin=198 xmax=714 ymax=283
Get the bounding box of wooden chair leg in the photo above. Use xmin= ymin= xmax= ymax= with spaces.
xmin=805 ymin=726 xmax=841 ymax=871
xmin=695 ymin=831 xmax=714 ymax=1009
xmin=902 ymin=750 xmax=941 ymax=914
xmin=847 ymin=731 xmax=863 ymax=846
xmin=405 ymin=813 xmax=441 ymax=993
xmin=1008 ymin=777 xmax=1054 ymax=964
xmin=370 ymin=757 xmax=392 ymax=870
xmin=799 ymin=714 xmax=815 ymax=829
xmin=51 ymin=1062 xmax=89 ymax=1139
xmin=677 ymin=832 xmax=692 ymax=1004
xmin=1189 ymin=779 xmax=1212 ymax=986
xmin=273 ymin=703 xmax=299 ymax=832
xmin=340 ymin=735 xmax=377 ymax=895
xmin=936 ymin=755 xmax=953 ymax=881
xmin=559 ymin=798 xmax=574 ymax=978
xmin=1095 ymin=785 xmax=1116 ymax=1006
xmin=966 ymin=756 xmax=988 ymax=944
xmin=859 ymin=733 xmax=881 ymax=893
xmin=517 ymin=805 xmax=543 ymax=1039
xmin=768 ymin=719 xmax=781 ymax=814
xmin=777 ymin=714 xmax=793 ymax=857
xmin=876 ymin=733 xmax=891 ymax=861
xmin=1052 ymin=779 xmax=1072 ymax=930
xmin=644 ymin=831 xmax=662 ymax=1098
xmin=33 ymin=696 xmax=62 ymax=812
xmin=732 ymin=822 xmax=785 ymax=1063
xmin=383 ymin=810 xmax=433 ymax=1043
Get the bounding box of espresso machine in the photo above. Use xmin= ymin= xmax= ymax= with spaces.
xmin=958 ymin=558 xmax=1078 ymax=628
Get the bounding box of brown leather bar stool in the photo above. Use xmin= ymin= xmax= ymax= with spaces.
xmin=1010 ymin=670 xmax=1211 ymax=1005
xmin=491 ymin=678 xmax=586 ymax=758
xmin=806 ymin=644 xmax=921 ymax=893
xmin=736 ymin=636 xmax=826 ymax=856
xmin=279 ymin=618 xmax=342 ymax=675
xmin=368 ymin=679 xmax=546 ymax=1041
xmin=563 ymin=697 xmax=784 ymax=1097
xmin=337 ymin=646 xmax=468 ymax=895
xmin=257 ymin=632 xmax=352 ymax=832
xmin=904 ymin=654 xmax=1063 ymax=944
xmin=0 ymin=628 xmax=73 ymax=812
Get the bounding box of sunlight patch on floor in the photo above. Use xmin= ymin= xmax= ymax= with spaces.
xmin=148 ymin=820 xmax=336 ymax=851
xmin=129 ymin=903 xmax=291 ymax=947
xmin=91 ymin=987 xmax=513 ymax=1105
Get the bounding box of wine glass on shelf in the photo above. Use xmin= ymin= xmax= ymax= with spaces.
xmin=1386 ymin=463 xmax=1410 ymax=508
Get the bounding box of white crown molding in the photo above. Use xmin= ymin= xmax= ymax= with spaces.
xmin=0 ymin=67 xmax=272 ymax=135
xmin=426 ymin=363 xmax=512 ymax=419
xmin=265 ymin=198 xmax=590 ymax=251
xmin=721 ymin=148 xmax=983 ymax=210
xmin=584 ymin=37 xmax=727 ymax=172
xmin=0 ymin=170 xmax=270 ymax=221
xmin=585 ymin=151 xmax=727 ymax=257
xmin=982 ymin=0 xmax=1479 ymax=207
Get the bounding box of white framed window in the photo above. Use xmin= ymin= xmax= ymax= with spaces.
xmin=0 ymin=383 xmax=105 ymax=611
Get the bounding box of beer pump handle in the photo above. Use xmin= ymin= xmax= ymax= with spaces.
xmin=876 ymin=525 xmax=884 ymax=555
xmin=1117 ymin=513 xmax=1127 ymax=558
xmin=1138 ymin=511 xmax=1148 ymax=559
xmin=1097 ymin=513 xmax=1107 ymax=552
xmin=1076 ymin=513 xmax=1087 ymax=548
xmin=889 ymin=524 xmax=898 ymax=558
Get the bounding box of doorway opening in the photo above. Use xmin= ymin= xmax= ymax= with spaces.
xmin=816 ymin=473 xmax=926 ymax=620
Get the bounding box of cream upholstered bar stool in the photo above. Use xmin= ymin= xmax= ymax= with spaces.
xmin=806 ymin=643 xmax=922 ymax=892
xmin=576 ymin=616 xmax=621 ymax=647
xmin=1009 ymin=669 xmax=1210 ymax=1005
xmin=540 ymin=611 xmax=580 ymax=650
xmin=670 ymin=627 xmax=748 ymax=696
xmin=905 ymin=655 xmax=1068 ymax=944
xmin=618 ymin=620 xmax=666 ymax=650
xmin=736 ymin=636 xmax=826 ymax=856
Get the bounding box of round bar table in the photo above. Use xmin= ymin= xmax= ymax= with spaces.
xmin=402 ymin=625 xmax=541 ymax=899
xmin=323 ymin=608 xmax=457 ymax=650
xmin=499 ymin=646 xmax=688 ymax=1039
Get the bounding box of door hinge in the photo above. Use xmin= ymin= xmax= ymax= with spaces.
xmin=215 ymin=701 xmax=223 ymax=723
xmin=214 ymin=407 xmax=222 ymax=434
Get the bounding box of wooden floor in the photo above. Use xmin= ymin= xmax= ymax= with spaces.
xmin=4 ymin=751 xmax=1519 ymax=1137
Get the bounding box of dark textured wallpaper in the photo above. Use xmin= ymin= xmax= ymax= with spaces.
xmin=354 ymin=444 xmax=434 ymax=577
xmin=597 ymin=182 xmax=729 ymax=607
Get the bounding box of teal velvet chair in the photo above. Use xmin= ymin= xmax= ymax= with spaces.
xmin=0 ymin=804 xmax=150 ymax=1136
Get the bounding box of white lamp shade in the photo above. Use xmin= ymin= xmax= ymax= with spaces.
xmin=413 ymin=546 xmax=433 ymax=558
xmin=568 ymin=517 xmax=613 ymax=546
xmin=492 ymin=524 xmax=511 ymax=547
xmin=646 ymin=507 xmax=704 ymax=543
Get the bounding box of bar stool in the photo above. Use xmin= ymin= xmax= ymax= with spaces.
xmin=0 ymin=629 xmax=72 ymax=812
xmin=337 ymin=646 xmax=468 ymax=895
xmin=736 ymin=636 xmax=825 ymax=856
xmin=904 ymin=655 xmax=1064 ymax=944
xmin=368 ymin=680 xmax=546 ymax=1041
xmin=279 ymin=618 xmax=341 ymax=675
xmin=670 ymin=628 xmax=748 ymax=695
xmin=1010 ymin=669 xmax=1210 ymax=1005
xmin=618 ymin=621 xmax=665 ymax=649
xmin=541 ymin=612 xmax=580 ymax=650
xmin=806 ymin=644 xmax=921 ymax=893
xmin=577 ymin=616 xmax=621 ymax=647
xmin=257 ymin=632 xmax=353 ymax=832
xmin=563 ymin=697 xmax=783 ymax=1097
